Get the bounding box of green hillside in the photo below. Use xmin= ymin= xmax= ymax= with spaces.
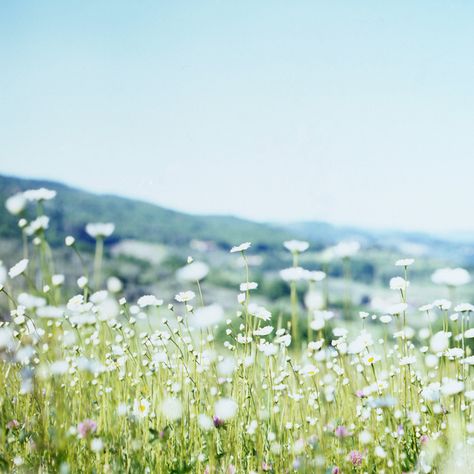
xmin=0 ymin=174 xmax=294 ymax=249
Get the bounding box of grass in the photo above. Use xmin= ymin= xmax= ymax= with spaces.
xmin=0 ymin=188 xmax=473 ymax=473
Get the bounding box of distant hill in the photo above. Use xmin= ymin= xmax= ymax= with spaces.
xmin=0 ymin=174 xmax=296 ymax=249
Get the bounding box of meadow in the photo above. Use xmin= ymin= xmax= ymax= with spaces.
xmin=0 ymin=188 xmax=473 ymax=473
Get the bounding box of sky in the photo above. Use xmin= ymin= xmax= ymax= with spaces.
xmin=1 ymin=1 xmax=474 ymax=233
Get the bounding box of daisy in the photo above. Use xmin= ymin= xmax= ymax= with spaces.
xmin=230 ymin=242 xmax=251 ymax=253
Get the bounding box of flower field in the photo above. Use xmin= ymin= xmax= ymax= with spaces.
xmin=0 ymin=188 xmax=473 ymax=473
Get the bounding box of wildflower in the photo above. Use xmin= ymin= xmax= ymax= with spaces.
xmin=90 ymin=438 xmax=103 ymax=453
xmin=198 ymin=414 xmax=214 ymax=431
xmin=176 ymin=261 xmax=209 ymax=281
xmin=161 ymin=398 xmax=182 ymax=421
xmin=65 ymin=236 xmax=75 ymax=246
xmin=395 ymin=258 xmax=414 ymax=266
xmin=6 ymin=419 xmax=20 ymax=430
xmin=304 ymin=270 xmax=326 ymax=282
xmin=175 ymin=291 xmax=196 ymax=303
xmin=440 ymin=379 xmax=464 ymax=396
xmin=332 ymin=241 xmax=360 ymax=259
xmin=85 ymin=223 xmax=115 ymax=239
xmin=137 ymin=295 xmax=163 ymax=308
xmin=214 ymin=398 xmax=237 ymax=421
xmin=430 ymin=331 xmax=450 ymax=353
xmin=283 ymin=240 xmax=309 ymax=253
xmin=23 ymin=187 xmax=56 ymax=201
xmin=334 ymin=425 xmax=351 ymax=438
xmin=454 ymin=303 xmax=474 ymax=312
xmin=77 ymin=419 xmax=97 ymax=438
xmin=230 ymin=242 xmax=251 ymax=253
xmin=363 ymin=353 xmax=380 ymax=366
xmin=133 ymin=398 xmax=150 ymax=419
xmin=8 ymin=259 xmax=29 ymax=279
xmin=240 ymin=281 xmax=258 ymax=291
xmin=52 ymin=274 xmax=65 ymax=286
xmin=359 ymin=430 xmax=372 ymax=444
xmin=280 ymin=266 xmax=306 ymax=282
xmin=374 ymin=446 xmax=387 ymax=458
xmin=5 ymin=192 xmax=26 ymax=215
xmin=253 ymin=326 xmax=273 ymax=336
xmin=390 ymin=276 xmax=410 ymax=290
xmin=25 ymin=215 xmax=49 ymax=235
xmin=387 ymin=302 xmax=408 ymax=315
xmin=348 ymin=450 xmax=363 ymax=466
xmin=192 ymin=304 xmax=224 ymax=328
xmin=399 ymin=355 xmax=416 ymax=366
xmin=77 ymin=276 xmax=88 ymax=289
xmin=248 ymin=303 xmax=271 ymax=321
xmin=431 ymin=267 xmax=471 ymax=286
xmin=107 ymin=276 xmax=123 ymax=293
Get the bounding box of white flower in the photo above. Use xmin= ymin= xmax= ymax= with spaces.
xmin=23 ymin=188 xmax=56 ymax=202
xmin=107 ymin=276 xmax=123 ymax=293
xmin=198 ymin=414 xmax=213 ymax=431
xmin=283 ymin=240 xmax=309 ymax=253
xmin=90 ymin=438 xmax=103 ymax=453
xmin=280 ymin=267 xmax=306 ymax=282
xmin=5 ymin=192 xmax=26 ymax=215
xmin=8 ymin=259 xmax=29 ymax=279
xmin=133 ymin=398 xmax=150 ymax=418
xmin=248 ymin=303 xmax=271 ymax=321
xmin=363 ymin=353 xmax=380 ymax=366
xmin=387 ymin=303 xmax=408 ymax=315
xmin=430 ymin=331 xmax=450 ymax=353
xmin=440 ymin=379 xmax=464 ymax=396
xmin=192 ymin=304 xmax=224 ymax=328
xmin=85 ymin=223 xmax=115 ymax=239
xmin=258 ymin=341 xmax=278 ymax=356
xmin=464 ymin=328 xmax=474 ymax=339
xmin=454 ymin=303 xmax=474 ymax=312
xmin=253 ymin=326 xmax=273 ymax=336
xmin=65 ymin=236 xmax=75 ymax=246
xmin=52 ymin=274 xmax=65 ymax=286
xmin=374 ymin=446 xmax=387 ymax=458
xmin=161 ymin=398 xmax=182 ymax=421
xmin=25 ymin=215 xmax=49 ymax=235
xmin=359 ymin=431 xmax=372 ymax=444
xmin=380 ymin=315 xmax=392 ymax=324
xmin=433 ymin=299 xmax=452 ymax=310
xmin=304 ymin=291 xmax=324 ymax=310
xmin=77 ymin=276 xmax=88 ymax=289
xmin=175 ymin=291 xmax=196 ymax=303
xmin=431 ymin=268 xmax=471 ymax=287
xmin=418 ymin=304 xmax=433 ymax=312
xmin=389 ymin=277 xmax=410 ymax=291
xmin=399 ymin=356 xmax=416 ymax=366
xmin=176 ymin=261 xmax=209 ymax=282
xmin=445 ymin=348 xmax=464 ymax=359
xmin=230 ymin=242 xmax=251 ymax=253
xmin=332 ymin=241 xmax=360 ymax=259
xmin=137 ymin=295 xmax=163 ymax=308
xmin=240 ymin=282 xmax=258 ymax=292
xmin=214 ymin=398 xmax=237 ymax=421
xmin=274 ymin=333 xmax=291 ymax=346
xmin=303 ymin=270 xmax=326 ymax=282
xmin=395 ymin=258 xmax=415 ymax=267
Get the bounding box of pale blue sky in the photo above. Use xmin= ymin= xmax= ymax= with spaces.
xmin=1 ymin=1 xmax=474 ymax=232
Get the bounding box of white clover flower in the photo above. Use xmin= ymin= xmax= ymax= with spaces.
xmin=137 ymin=295 xmax=163 ymax=308
xmin=431 ymin=268 xmax=471 ymax=287
xmin=133 ymin=398 xmax=150 ymax=419
xmin=175 ymin=291 xmax=196 ymax=303
xmin=214 ymin=398 xmax=237 ymax=421
xmin=8 ymin=259 xmax=29 ymax=279
xmin=5 ymin=192 xmax=26 ymax=215
xmin=161 ymin=398 xmax=182 ymax=421
xmin=176 ymin=261 xmax=209 ymax=282
xmin=389 ymin=277 xmax=410 ymax=291
xmin=85 ymin=223 xmax=115 ymax=239
xmin=23 ymin=188 xmax=56 ymax=202
xmin=240 ymin=282 xmax=258 ymax=292
xmin=395 ymin=258 xmax=415 ymax=267
xmin=230 ymin=242 xmax=251 ymax=253
xmin=283 ymin=240 xmax=309 ymax=253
